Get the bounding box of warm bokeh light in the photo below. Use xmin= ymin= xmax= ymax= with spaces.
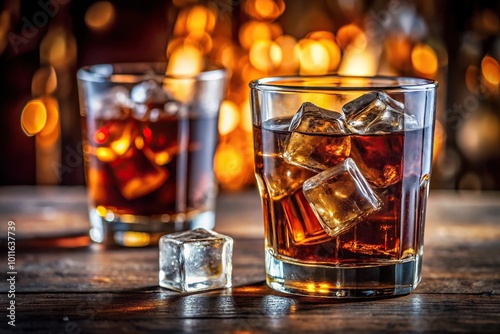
xmin=85 ymin=1 xmax=115 ymax=31
xmin=299 ymin=39 xmax=329 ymax=75
xmin=244 ymin=0 xmax=285 ymax=21
xmin=218 ymin=100 xmax=240 ymax=136
xmin=465 ymin=64 xmax=480 ymax=92
xmin=481 ymin=55 xmax=500 ymax=85
xmin=21 ymin=100 xmax=47 ymax=136
xmin=40 ymin=27 xmax=77 ymax=69
xmin=275 ymin=35 xmax=299 ymax=72
xmin=31 ymin=66 xmax=57 ymax=97
xmin=240 ymin=99 xmax=253 ymax=133
xmin=38 ymin=98 xmax=58 ymax=136
xmin=433 ymin=121 xmax=445 ymax=164
xmin=239 ymin=21 xmax=277 ymax=49
xmin=338 ymin=46 xmax=378 ymax=76
xmin=249 ymin=40 xmax=282 ymax=72
xmin=186 ymin=5 xmax=216 ymax=34
xmin=214 ymin=144 xmax=246 ymax=190
xmin=166 ymin=45 xmax=204 ymax=76
xmin=336 ymin=24 xmax=367 ymax=50
xmin=411 ymin=43 xmax=438 ymax=77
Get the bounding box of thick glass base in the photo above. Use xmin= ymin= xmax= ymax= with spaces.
xmin=88 ymin=209 xmax=215 ymax=247
xmin=266 ymin=249 xmax=421 ymax=298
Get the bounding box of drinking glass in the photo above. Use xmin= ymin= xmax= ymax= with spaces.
xmin=250 ymin=75 xmax=437 ymax=297
xmin=77 ymin=62 xmax=226 ymax=247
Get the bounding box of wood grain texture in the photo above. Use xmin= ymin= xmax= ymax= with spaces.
xmin=0 ymin=187 xmax=499 ymax=333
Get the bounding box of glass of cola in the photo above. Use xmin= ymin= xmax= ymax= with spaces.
xmin=250 ymin=76 xmax=437 ymax=297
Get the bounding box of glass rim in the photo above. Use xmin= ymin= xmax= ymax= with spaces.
xmin=250 ymin=75 xmax=438 ymax=92
xmin=77 ymin=62 xmax=227 ymax=83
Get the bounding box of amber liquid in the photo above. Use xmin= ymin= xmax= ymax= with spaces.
xmin=84 ymin=111 xmax=218 ymax=221
xmin=254 ymin=117 xmax=432 ymax=264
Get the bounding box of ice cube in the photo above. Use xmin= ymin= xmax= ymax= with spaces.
xmin=89 ymin=86 xmax=134 ymax=119
xmin=343 ymin=91 xmax=419 ymax=133
xmin=131 ymin=80 xmax=182 ymax=121
xmin=283 ymin=102 xmax=351 ymax=171
xmin=131 ymin=80 xmax=171 ymax=104
xmin=92 ymin=119 xmax=139 ymax=162
xmin=302 ymin=158 xmax=382 ymax=238
xmin=159 ymin=228 xmax=233 ymax=292
xmin=262 ymin=154 xmax=316 ymax=200
xmin=110 ymin=147 xmax=169 ymax=200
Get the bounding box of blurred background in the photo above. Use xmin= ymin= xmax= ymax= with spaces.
xmin=0 ymin=0 xmax=499 ymax=191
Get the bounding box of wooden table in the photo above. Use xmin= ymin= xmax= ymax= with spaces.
xmin=0 ymin=187 xmax=499 ymax=333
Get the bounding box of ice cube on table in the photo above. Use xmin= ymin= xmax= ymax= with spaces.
xmin=303 ymin=158 xmax=382 ymax=237
xmin=343 ymin=91 xmax=419 ymax=134
xmin=284 ymin=102 xmax=351 ymax=171
xmin=159 ymin=228 xmax=233 ymax=292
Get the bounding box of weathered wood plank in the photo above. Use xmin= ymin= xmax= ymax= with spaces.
xmin=2 ymin=291 xmax=499 ymax=333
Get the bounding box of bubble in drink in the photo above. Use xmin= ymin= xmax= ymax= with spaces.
xmin=159 ymin=228 xmax=233 ymax=292
xmin=302 ymin=158 xmax=382 ymax=238
xmin=284 ymin=102 xmax=351 ymax=171
xmin=343 ymin=91 xmax=419 ymax=134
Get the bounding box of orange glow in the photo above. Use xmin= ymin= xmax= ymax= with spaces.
xmin=481 ymin=55 xmax=500 ymax=85
xmin=307 ymin=31 xmax=336 ymax=41
xmin=31 ymin=66 xmax=57 ymax=96
xmin=385 ymin=36 xmax=411 ymax=71
xmin=40 ymin=28 xmax=77 ymax=69
xmin=186 ymin=5 xmax=216 ymax=33
xmin=411 ymin=43 xmax=438 ymax=77
xmin=218 ymin=43 xmax=239 ymax=70
xmin=275 ymin=35 xmax=299 ymax=72
xmin=219 ymin=100 xmax=240 ymax=135
xmin=95 ymin=147 xmax=117 ymax=162
xmin=433 ymin=120 xmax=445 ymax=164
xmin=36 ymin=121 xmax=60 ymax=149
xmin=338 ymin=46 xmax=378 ymax=76
xmin=185 ymin=31 xmax=213 ymax=54
xmin=245 ymin=0 xmax=285 ymax=21
xmin=21 ymin=100 xmax=47 ymax=136
xmin=166 ymin=45 xmax=204 ymax=76
xmin=121 ymin=232 xmax=151 ymax=247
xmin=465 ymin=65 xmax=480 ymax=92
xmin=38 ymin=96 xmax=59 ymax=136
xmin=336 ymin=24 xmax=366 ymax=50
xmin=239 ymin=21 xmax=272 ymax=49
xmin=85 ymin=1 xmax=115 ymax=31
xmin=249 ymin=40 xmax=282 ymax=72
xmin=214 ymin=144 xmax=246 ymax=190
xmin=173 ymin=8 xmax=188 ymax=36
xmin=319 ymin=39 xmax=341 ymax=71
xmin=299 ymin=39 xmax=329 ymax=75
xmin=240 ymin=99 xmax=253 ymax=133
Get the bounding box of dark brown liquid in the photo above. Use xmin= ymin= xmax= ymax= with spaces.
xmin=254 ymin=117 xmax=432 ymax=264
xmin=84 ymin=110 xmax=218 ymax=219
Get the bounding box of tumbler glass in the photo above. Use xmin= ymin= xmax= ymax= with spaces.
xmin=78 ymin=63 xmax=226 ymax=247
xmin=250 ymin=75 xmax=437 ymax=297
